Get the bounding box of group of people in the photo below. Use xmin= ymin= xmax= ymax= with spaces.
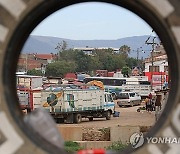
xmin=145 ymin=93 xmax=156 ymax=112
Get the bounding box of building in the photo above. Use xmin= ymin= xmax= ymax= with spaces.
xmin=144 ymin=45 xmax=168 ymax=90
xmin=74 ymin=47 xmax=94 ymax=55
xmin=17 ymin=58 xmax=42 ymax=72
xmin=16 ymin=75 xmax=43 ymax=89
xmin=96 ymin=47 xmax=119 ymax=53
xmin=74 ymin=47 xmax=120 ymax=55
xmin=34 ymin=54 xmax=56 ymax=64
xmin=17 ymin=53 xmax=57 ymax=74
xmin=131 ymin=67 xmax=140 ymax=76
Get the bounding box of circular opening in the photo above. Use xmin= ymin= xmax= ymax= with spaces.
xmin=2 ymin=1 xmax=179 ymax=154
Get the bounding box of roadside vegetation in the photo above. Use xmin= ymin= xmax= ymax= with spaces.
xmin=27 ymin=69 xmax=43 ymax=76
xmin=64 ymin=141 xmax=83 ymax=153
xmin=64 ymin=140 xmax=128 ymax=152
xmin=106 ymin=141 xmax=129 ymax=151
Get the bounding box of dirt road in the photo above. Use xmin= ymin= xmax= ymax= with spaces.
xmin=58 ymin=104 xmax=156 ymax=128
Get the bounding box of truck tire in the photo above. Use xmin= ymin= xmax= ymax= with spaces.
xmin=57 ymin=118 xmax=64 ymax=124
xmin=74 ymin=114 xmax=82 ymax=124
xmin=88 ymin=117 xmax=93 ymax=121
xmin=105 ymin=111 xmax=111 ymax=120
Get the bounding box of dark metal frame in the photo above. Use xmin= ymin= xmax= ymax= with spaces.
xmin=2 ymin=1 xmax=179 ymax=154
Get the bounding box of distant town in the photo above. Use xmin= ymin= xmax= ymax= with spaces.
xmin=17 ymin=42 xmax=169 ymax=91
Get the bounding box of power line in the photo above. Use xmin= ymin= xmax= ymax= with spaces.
xmin=136 ymin=29 xmax=157 ymax=54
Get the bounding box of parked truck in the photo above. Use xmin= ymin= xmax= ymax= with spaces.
xmin=42 ymin=88 xmax=115 ymax=123
xmin=17 ymin=87 xmax=42 ymax=113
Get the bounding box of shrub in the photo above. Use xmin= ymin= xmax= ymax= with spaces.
xmin=106 ymin=141 xmax=128 ymax=151
xmin=64 ymin=141 xmax=83 ymax=153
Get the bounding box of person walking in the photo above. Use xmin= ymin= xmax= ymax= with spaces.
xmin=149 ymin=93 xmax=152 ymax=100
xmin=145 ymin=97 xmax=150 ymax=112
xmin=148 ymin=93 xmax=153 ymax=111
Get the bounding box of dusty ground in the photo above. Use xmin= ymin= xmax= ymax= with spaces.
xmin=59 ymin=102 xmax=156 ymax=128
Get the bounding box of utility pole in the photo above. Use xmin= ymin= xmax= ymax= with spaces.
xmin=133 ymin=47 xmax=143 ymax=69
xmin=133 ymin=48 xmax=141 ymax=61
xmin=145 ymin=36 xmax=157 ymax=91
xmin=136 ymin=48 xmax=139 ymax=61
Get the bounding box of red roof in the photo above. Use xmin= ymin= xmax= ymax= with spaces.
xmin=64 ymin=73 xmax=77 ymax=79
xmin=35 ymin=54 xmax=53 ymax=60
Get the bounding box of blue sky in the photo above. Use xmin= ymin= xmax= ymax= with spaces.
xmin=31 ymin=2 xmax=153 ymax=40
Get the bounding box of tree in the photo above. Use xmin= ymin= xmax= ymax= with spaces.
xmin=74 ymin=50 xmax=91 ymax=72
xmin=113 ymin=54 xmax=126 ymax=71
xmin=103 ymin=55 xmax=116 ymax=71
xmin=55 ymin=40 xmax=67 ymax=52
xmin=121 ymin=66 xmax=131 ymax=77
xmin=119 ymin=45 xmax=131 ymax=57
xmin=27 ymin=69 xmax=43 ymax=76
xmin=55 ymin=40 xmax=68 ymax=60
xmin=45 ymin=61 xmax=76 ymax=77
xmin=125 ymin=57 xmax=138 ymax=69
xmin=89 ymin=56 xmax=103 ymax=72
xmin=59 ymin=49 xmax=76 ymax=62
xmin=47 ymin=47 xmax=141 ymax=76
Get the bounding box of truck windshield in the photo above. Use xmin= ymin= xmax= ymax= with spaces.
xmin=119 ymin=93 xmax=129 ymax=99
xmin=129 ymin=93 xmax=135 ymax=97
xmin=107 ymin=94 xmax=113 ymax=102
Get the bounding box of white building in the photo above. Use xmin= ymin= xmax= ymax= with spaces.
xmin=144 ymin=55 xmax=168 ymax=73
xmin=74 ymin=47 xmax=94 ymax=55
xmin=144 ymin=45 xmax=169 ymax=90
xmin=74 ymin=47 xmax=119 ymax=55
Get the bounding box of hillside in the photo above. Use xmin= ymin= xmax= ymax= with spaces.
xmin=22 ymin=35 xmax=159 ymax=58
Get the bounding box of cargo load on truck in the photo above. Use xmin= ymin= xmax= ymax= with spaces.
xmin=42 ymin=88 xmax=115 ymax=124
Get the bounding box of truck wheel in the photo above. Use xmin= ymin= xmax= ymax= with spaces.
xmin=105 ymin=111 xmax=111 ymax=120
xmin=74 ymin=114 xmax=82 ymax=123
xmin=57 ymin=118 xmax=64 ymax=124
xmin=88 ymin=117 xmax=93 ymax=121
